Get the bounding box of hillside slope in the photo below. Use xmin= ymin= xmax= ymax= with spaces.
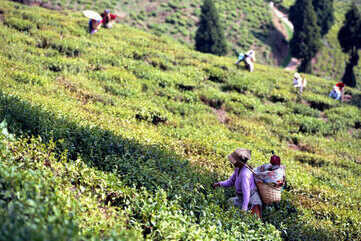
xmin=12 ymin=0 xmax=361 ymax=86
xmin=0 ymin=1 xmax=361 ymax=240
xmin=13 ymin=0 xmax=277 ymax=65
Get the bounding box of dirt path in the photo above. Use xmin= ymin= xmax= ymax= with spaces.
xmin=285 ymin=58 xmax=301 ymax=71
xmin=211 ymin=107 xmax=230 ymax=124
xmin=269 ymin=2 xmax=293 ymax=31
xmin=269 ymin=2 xmax=300 ymax=71
xmin=268 ymin=3 xmax=290 ymax=65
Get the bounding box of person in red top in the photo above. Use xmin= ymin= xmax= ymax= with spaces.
xmin=329 ymin=82 xmax=344 ymax=101
xmin=336 ymin=82 xmax=345 ymax=90
xmin=101 ymin=10 xmax=117 ymax=29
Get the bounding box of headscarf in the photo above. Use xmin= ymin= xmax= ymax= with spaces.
xmin=336 ymin=82 xmax=345 ymax=90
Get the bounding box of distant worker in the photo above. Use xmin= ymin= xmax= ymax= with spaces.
xmin=244 ymin=50 xmax=256 ymax=72
xmin=235 ymin=52 xmax=245 ymax=65
xmin=235 ymin=50 xmax=256 ymax=72
xmin=101 ymin=10 xmax=117 ymax=29
xmin=89 ymin=19 xmax=102 ymax=34
xmin=83 ymin=10 xmax=103 ymax=34
xmin=329 ymin=82 xmax=345 ymax=101
xmin=213 ymin=148 xmax=262 ymax=219
xmin=293 ymin=72 xmax=307 ymax=94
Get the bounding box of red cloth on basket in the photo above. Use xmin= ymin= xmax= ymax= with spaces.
xmin=270 ymin=155 xmax=281 ymax=166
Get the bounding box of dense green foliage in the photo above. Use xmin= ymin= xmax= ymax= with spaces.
xmin=195 ymin=0 xmax=227 ymax=56
xmin=289 ymin=0 xmax=322 ymax=73
xmin=0 ymin=1 xmax=361 ymax=240
xmin=312 ymin=0 xmax=334 ymax=37
xmin=338 ymin=3 xmax=361 ymax=87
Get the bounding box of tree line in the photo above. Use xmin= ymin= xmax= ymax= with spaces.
xmin=195 ymin=0 xmax=361 ymax=87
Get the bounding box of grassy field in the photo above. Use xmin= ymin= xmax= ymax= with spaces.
xmin=0 ymin=1 xmax=361 ymax=240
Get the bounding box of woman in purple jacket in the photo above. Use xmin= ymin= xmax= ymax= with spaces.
xmin=213 ymin=148 xmax=262 ymax=219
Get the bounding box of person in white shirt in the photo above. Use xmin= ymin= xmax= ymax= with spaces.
xmin=293 ymin=72 xmax=307 ymax=94
xmin=235 ymin=50 xmax=256 ymax=72
xmin=244 ymin=50 xmax=256 ymax=72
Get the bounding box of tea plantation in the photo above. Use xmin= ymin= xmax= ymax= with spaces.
xmin=0 ymin=1 xmax=360 ymax=240
xmin=22 ymin=0 xmax=276 ymax=65
xmin=23 ymin=0 xmax=361 ymax=87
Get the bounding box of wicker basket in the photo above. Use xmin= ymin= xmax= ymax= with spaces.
xmin=256 ymin=182 xmax=281 ymax=205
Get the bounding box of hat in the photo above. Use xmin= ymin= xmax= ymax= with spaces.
xmin=228 ymin=148 xmax=251 ymax=164
xmin=82 ymin=10 xmax=102 ymax=21
xmin=294 ymin=72 xmax=301 ymax=79
xmin=105 ymin=9 xmax=110 ymax=13
xmin=270 ymin=155 xmax=281 ymax=166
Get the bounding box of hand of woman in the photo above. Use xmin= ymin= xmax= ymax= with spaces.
xmin=213 ymin=182 xmax=221 ymax=188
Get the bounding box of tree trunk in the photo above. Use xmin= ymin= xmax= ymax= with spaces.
xmin=350 ymin=48 xmax=359 ymax=66
xmin=298 ymin=58 xmax=312 ymax=74
xmin=342 ymin=49 xmax=358 ymax=87
xmin=342 ymin=62 xmax=357 ymax=87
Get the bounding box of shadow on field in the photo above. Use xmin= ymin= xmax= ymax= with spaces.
xmin=0 ymin=91 xmax=335 ymax=240
xmin=262 ymin=195 xmax=335 ymax=241
xmin=252 ymin=28 xmax=289 ymax=66
xmin=348 ymin=92 xmax=361 ymax=108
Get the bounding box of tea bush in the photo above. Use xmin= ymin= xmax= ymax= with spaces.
xmin=7 ymin=0 xmax=361 ymax=83
xmin=222 ymin=75 xmax=252 ymax=94
xmin=303 ymin=93 xmax=336 ymax=112
xmin=4 ymin=17 xmax=32 ymax=32
xmin=285 ymin=114 xmax=333 ymax=136
xmin=49 ymin=38 xmax=84 ymax=57
xmin=41 ymin=56 xmax=87 ymax=73
xmin=324 ymin=106 xmax=361 ymax=129
xmin=295 ymin=153 xmax=328 ymax=167
xmin=11 ymin=71 xmax=46 ymax=85
xmin=135 ymin=106 xmax=169 ymax=125
xmin=288 ymin=102 xmax=321 ymax=118
xmin=204 ymin=66 xmax=229 ymax=83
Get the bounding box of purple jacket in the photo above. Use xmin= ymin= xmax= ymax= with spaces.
xmin=219 ymin=167 xmax=257 ymax=211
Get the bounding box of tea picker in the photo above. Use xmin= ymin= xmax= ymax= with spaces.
xmin=213 ymin=149 xmax=263 ymax=219
xmin=329 ymin=82 xmax=352 ymax=102
xmin=213 ymin=149 xmax=286 ymax=219
xmin=293 ymin=72 xmax=307 ymax=94
xmin=235 ymin=52 xmax=245 ymax=65
xmin=100 ymin=9 xmax=117 ymax=29
xmin=235 ymin=50 xmax=256 ymax=72
xmin=83 ymin=10 xmax=103 ymax=34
